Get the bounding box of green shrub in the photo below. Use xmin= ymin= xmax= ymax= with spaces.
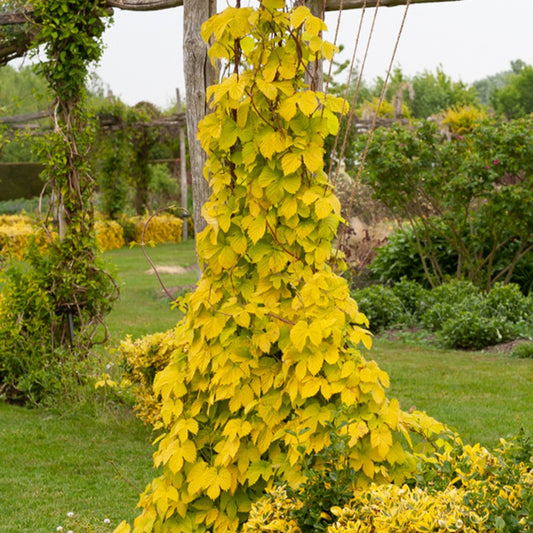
xmin=0 ymin=239 xmax=117 ymax=404
xmin=368 ymin=228 xmax=431 ymax=287
xmin=511 ymin=342 xmax=533 ymax=359
xmin=439 ymin=311 xmax=518 ymax=351
xmin=419 ymin=280 xmax=482 ymax=332
xmin=485 ymin=282 xmax=532 ymax=323
xmin=351 ymin=279 xmax=530 ymax=350
xmin=352 ymin=284 xmax=410 ymax=333
xmin=391 ymin=277 xmax=429 ymax=321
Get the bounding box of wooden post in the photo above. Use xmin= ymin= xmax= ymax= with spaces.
xmin=176 ymin=88 xmax=188 ymax=241
xmin=305 ymin=0 xmax=324 ymax=91
xmin=183 ymin=0 xmax=216 ymax=244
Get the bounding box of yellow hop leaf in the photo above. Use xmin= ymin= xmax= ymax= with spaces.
xmin=279 ymin=96 xmax=298 ymax=121
xmin=262 ymin=0 xmax=285 ymax=9
xmin=247 ymin=214 xmax=266 ymax=244
xmin=307 ymin=350 xmax=323 ymax=375
xmin=290 ymin=5 xmax=310 ymax=28
xmin=113 ymin=521 xmax=131 ymax=533
xmin=218 ymin=245 xmax=238 ymax=269
xmin=290 ymin=320 xmax=309 ymax=351
xmin=256 ymin=79 xmax=278 ymax=100
xmin=314 ymin=197 xmax=332 ymax=220
xmin=300 ymin=377 xmax=321 ymax=398
xmin=298 ymin=91 xmax=318 ymax=116
xmin=370 ymin=425 xmax=393 ymax=459
xmin=303 ymin=147 xmax=323 ymax=173
xmin=281 ymin=152 xmax=301 ymax=176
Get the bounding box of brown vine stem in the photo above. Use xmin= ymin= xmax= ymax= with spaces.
xmin=141 ymin=205 xmax=191 ymax=301
xmin=108 ymin=460 xmax=144 ymax=494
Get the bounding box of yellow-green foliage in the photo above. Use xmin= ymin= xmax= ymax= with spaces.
xmin=119 ymin=328 xmax=179 ymax=426
xmin=95 ymin=219 xmax=125 ymax=251
xmin=244 ymin=433 xmax=533 ymax=532
xmin=130 ymin=214 xmax=183 ymax=245
xmin=117 ymin=4 xmax=429 ymax=532
xmin=242 ymin=486 xmax=302 ymax=532
xmin=442 ymin=105 xmax=488 ymax=134
xmin=0 ymin=215 xmax=53 ymax=260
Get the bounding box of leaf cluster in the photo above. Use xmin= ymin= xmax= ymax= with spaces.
xmin=243 ymin=429 xmax=533 ymax=532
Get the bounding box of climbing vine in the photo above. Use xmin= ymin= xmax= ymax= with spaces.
xmin=117 ymin=2 xmax=439 ymax=531
xmin=0 ymin=0 xmax=117 ymax=402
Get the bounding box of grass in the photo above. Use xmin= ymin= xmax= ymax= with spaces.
xmin=0 ymin=404 xmax=155 ymax=533
xmin=369 ymin=339 xmax=533 ymax=448
xmin=0 ymin=240 xmax=531 ymax=530
xmin=102 ymin=240 xmax=198 ymax=341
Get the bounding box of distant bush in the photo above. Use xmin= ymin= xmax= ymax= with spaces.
xmin=352 ymin=279 xmax=531 ymax=350
xmin=352 ymin=284 xmax=410 ymax=333
xmin=127 ymin=214 xmax=184 ymax=245
xmin=511 ymin=342 xmax=533 ymax=359
xmin=95 ymin=219 xmax=125 ymax=251
xmin=118 ymin=328 xmax=178 ymax=426
xmin=0 ymin=196 xmax=49 ymax=215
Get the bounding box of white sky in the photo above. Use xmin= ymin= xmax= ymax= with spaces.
xmin=94 ymin=0 xmax=533 ymax=109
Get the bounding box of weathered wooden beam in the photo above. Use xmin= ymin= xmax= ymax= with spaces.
xmin=106 ymin=0 xmax=183 ymax=10
xmin=324 ymin=0 xmax=462 ymax=10
xmin=0 ymin=111 xmax=49 ymax=124
xmin=0 ymin=12 xmax=33 ymax=25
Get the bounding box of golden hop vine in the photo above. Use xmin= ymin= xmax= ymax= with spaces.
xmin=118 ymin=1 xmax=436 ymax=531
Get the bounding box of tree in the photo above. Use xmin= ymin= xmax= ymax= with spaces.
xmin=407 ymin=67 xmax=478 ymax=118
xmin=0 ymin=0 xmax=118 ymax=403
xmin=492 ymin=61 xmax=533 ymax=119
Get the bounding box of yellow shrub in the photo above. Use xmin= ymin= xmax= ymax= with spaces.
xmin=0 ymin=214 xmax=34 ymax=226
xmin=243 ymin=435 xmax=533 ymax=533
xmin=95 ymin=219 xmax=125 ymax=251
xmin=443 ymin=105 xmax=488 ymax=135
xmin=118 ymin=328 xmax=180 ymax=426
xmin=0 ymin=221 xmax=54 ymax=260
xmin=130 ymin=214 xmax=183 ymax=245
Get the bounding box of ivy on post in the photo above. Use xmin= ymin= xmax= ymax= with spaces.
xmin=117 ymin=2 xmax=442 ymax=532
xmin=0 ymin=0 xmax=118 ymax=402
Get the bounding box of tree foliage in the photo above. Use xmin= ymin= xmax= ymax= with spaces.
xmin=0 ymin=0 xmax=118 ymax=402
xmin=360 ymin=114 xmax=533 ymax=290
xmin=492 ymin=61 xmax=533 ymax=118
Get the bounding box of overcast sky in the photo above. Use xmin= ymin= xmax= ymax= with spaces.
xmin=94 ymin=0 xmax=533 ymax=109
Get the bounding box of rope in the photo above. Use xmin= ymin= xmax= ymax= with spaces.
xmin=327 ymin=0 xmax=371 ymax=185
xmin=335 ymin=0 xmax=412 ymax=255
xmin=323 ymin=0 xmax=344 ymax=96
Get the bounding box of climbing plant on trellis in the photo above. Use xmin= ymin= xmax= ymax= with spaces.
xmin=114 ymin=2 xmax=447 ymax=531
xmin=0 ymin=0 xmax=118 ymax=402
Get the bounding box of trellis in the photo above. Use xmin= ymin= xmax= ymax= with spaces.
xmin=1 ymin=0 xmax=462 ymax=238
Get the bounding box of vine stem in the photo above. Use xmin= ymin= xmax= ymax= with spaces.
xmin=141 ymin=205 xmax=191 ymax=301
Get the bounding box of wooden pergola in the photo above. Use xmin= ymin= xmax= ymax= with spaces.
xmin=1 ymin=0 xmax=462 ymax=238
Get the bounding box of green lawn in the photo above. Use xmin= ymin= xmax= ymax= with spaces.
xmin=0 ymin=241 xmax=531 ymax=531
xmin=370 ymin=339 xmax=533 ymax=447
